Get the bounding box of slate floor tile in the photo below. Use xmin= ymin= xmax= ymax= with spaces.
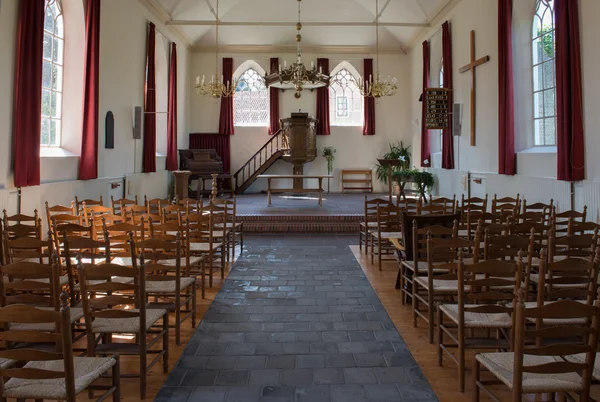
xmin=154 ymin=386 xmax=194 ymax=402
xmin=294 ymin=385 xmax=331 ymax=402
xmin=249 ymin=369 xmax=281 ymax=386
xmin=281 ymin=369 xmax=314 ymax=386
xmin=216 ymin=370 xmax=250 ymax=386
xmin=181 ymin=370 xmax=219 ymax=386
xmin=225 ymin=386 xmax=262 ymax=402
xmin=297 ymin=354 xmax=325 ymax=369
xmin=343 ymin=368 xmax=378 ymax=384
xmin=313 ymin=368 xmax=344 ymax=385
xmin=236 ymin=356 xmax=267 ymax=369
xmin=267 ymin=355 xmax=296 ymax=369
xmin=189 ymin=386 xmax=228 ymax=402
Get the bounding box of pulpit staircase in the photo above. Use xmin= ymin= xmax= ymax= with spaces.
xmin=233 ymin=129 xmax=287 ymax=194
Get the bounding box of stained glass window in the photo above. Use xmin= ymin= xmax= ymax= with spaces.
xmin=329 ymin=68 xmax=363 ymax=126
xmin=234 ymin=68 xmax=269 ymax=127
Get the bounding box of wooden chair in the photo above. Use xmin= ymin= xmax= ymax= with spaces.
xmin=161 ymin=204 xmax=185 ymax=224
xmin=132 ymin=236 xmax=197 ymax=345
xmin=553 ymin=206 xmax=587 ymax=237
xmin=110 ymin=195 xmax=139 ymax=216
xmin=412 ymin=233 xmax=470 ymax=344
xmin=396 ymin=213 xmax=462 ymax=304
xmin=0 ymin=298 xmax=120 ymax=402
xmin=78 ymin=255 xmax=168 ymax=399
xmin=75 ymin=195 xmax=103 ymax=211
xmin=569 ymin=221 xmax=600 ymax=236
xmin=397 ymin=197 xmax=419 ymax=215
xmin=491 ymin=194 xmax=520 ymax=219
xmin=186 ymin=213 xmax=221 ymax=288
xmin=213 ymin=196 xmax=243 ymax=260
xmin=370 ymin=205 xmax=402 ymax=271
xmin=359 ymin=197 xmax=389 ymax=256
xmin=460 ymin=194 xmax=488 ymax=214
xmin=472 ymin=292 xmax=600 ymax=402
xmin=438 ymin=253 xmax=521 ymax=392
xmin=82 ymin=204 xmax=113 ymax=236
xmin=548 ymin=229 xmax=598 ymax=262
xmin=45 ymin=200 xmax=77 ymax=226
xmin=122 ymin=204 xmax=148 ymax=219
xmin=210 ymin=200 xmax=237 ymax=261
xmin=144 ymin=195 xmax=171 ymax=215
xmin=2 ymin=210 xmax=42 ymax=240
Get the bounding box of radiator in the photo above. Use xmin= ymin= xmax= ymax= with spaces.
xmin=484 ymin=174 xmax=571 ymax=212
xmin=575 ymin=181 xmax=600 ymax=223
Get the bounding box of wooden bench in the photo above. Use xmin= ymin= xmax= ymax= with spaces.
xmin=258 ymin=175 xmax=333 ymax=207
xmin=341 ymin=169 xmax=373 ymax=193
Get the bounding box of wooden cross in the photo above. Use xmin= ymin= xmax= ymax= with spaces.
xmin=459 ymin=30 xmax=490 ymax=147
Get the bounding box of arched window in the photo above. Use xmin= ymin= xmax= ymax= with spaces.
xmin=532 ymin=0 xmax=556 ymax=146
xmin=41 ymin=0 xmax=64 ymax=147
xmin=233 ymin=68 xmax=269 ymax=127
xmin=329 ymin=64 xmax=363 ymax=126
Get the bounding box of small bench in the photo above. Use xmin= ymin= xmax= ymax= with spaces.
xmin=342 ymin=169 xmax=373 ymax=193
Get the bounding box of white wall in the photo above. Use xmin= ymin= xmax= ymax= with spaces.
xmin=190 ymin=52 xmax=412 ymax=193
xmin=0 ymin=0 xmax=191 ymax=213
xmin=409 ymin=0 xmax=600 ymax=219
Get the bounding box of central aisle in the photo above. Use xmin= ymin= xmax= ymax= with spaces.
xmin=156 ymin=238 xmax=437 ymax=402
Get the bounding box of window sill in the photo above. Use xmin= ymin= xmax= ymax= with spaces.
xmin=234 ymin=124 xmax=269 ymax=128
xmin=40 ymin=147 xmax=78 ymax=158
xmin=517 ymin=146 xmax=557 ymax=154
xmin=331 ymin=124 xmax=364 ymax=128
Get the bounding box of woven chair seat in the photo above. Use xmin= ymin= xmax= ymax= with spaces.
xmin=359 ymin=222 xmax=378 ymax=228
xmin=215 ymin=222 xmax=242 ymax=229
xmin=111 ymin=256 xmax=202 ymax=267
xmin=401 ymin=261 xmax=451 ymax=274
xmin=371 ymin=232 xmax=402 ymax=240
xmin=475 ymin=352 xmax=583 ymax=393
xmin=3 ymin=356 xmax=116 ymax=400
xmin=189 ymin=243 xmax=222 ymax=252
xmin=0 ymin=358 xmax=15 ymax=370
xmin=414 ymin=277 xmax=460 ymax=292
xmin=439 ymin=304 xmax=512 ymax=328
xmin=563 ymin=353 xmax=600 ymax=382
xmin=211 ymin=230 xmax=228 ymax=238
xmin=73 ymin=276 xmax=134 ymax=291
xmin=10 ymin=307 xmax=84 ymax=331
xmin=91 ymin=308 xmax=166 ymax=333
xmin=146 ymin=277 xmax=196 ymax=293
xmin=529 ymin=273 xmax=595 ymax=286
xmin=9 ymin=275 xmax=70 ymax=287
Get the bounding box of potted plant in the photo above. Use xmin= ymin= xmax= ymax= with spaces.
xmin=375 ymin=142 xmax=411 ymax=185
xmin=322 ymin=146 xmax=336 ymax=175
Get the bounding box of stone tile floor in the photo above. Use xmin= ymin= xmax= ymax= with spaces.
xmin=155 ymin=236 xmax=437 ymax=402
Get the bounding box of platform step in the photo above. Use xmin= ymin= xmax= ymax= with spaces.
xmin=238 ymin=214 xmax=361 ymax=233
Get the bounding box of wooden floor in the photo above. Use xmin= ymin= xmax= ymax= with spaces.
xmin=75 ymin=240 xmax=599 ymax=401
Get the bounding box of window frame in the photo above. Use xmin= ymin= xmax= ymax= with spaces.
xmin=233 ymin=67 xmax=270 ymax=128
xmin=531 ymin=0 xmax=557 ymax=147
xmin=329 ymin=63 xmax=364 ymax=127
xmin=41 ymin=0 xmax=64 ymax=148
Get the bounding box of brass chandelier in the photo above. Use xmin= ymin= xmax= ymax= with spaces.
xmin=264 ymin=0 xmax=329 ymax=99
xmin=358 ymin=0 xmax=397 ymax=98
xmin=195 ymin=0 xmax=237 ymax=98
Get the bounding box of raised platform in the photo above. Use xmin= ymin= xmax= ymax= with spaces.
xmin=234 ymin=193 xmax=385 ymax=233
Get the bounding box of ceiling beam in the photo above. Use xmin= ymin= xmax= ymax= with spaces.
xmin=376 ymin=0 xmax=392 ymax=20
xmin=167 ymin=20 xmax=430 ymax=28
xmin=191 ymin=44 xmax=407 ymax=55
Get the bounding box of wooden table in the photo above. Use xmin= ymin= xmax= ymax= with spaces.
xmin=258 ymin=175 xmax=334 ymax=207
xmin=195 ymin=174 xmax=234 ymax=198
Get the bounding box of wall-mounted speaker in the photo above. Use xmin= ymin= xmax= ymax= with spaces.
xmin=132 ymin=106 xmax=142 ymax=139
xmin=453 ymin=103 xmax=462 ymax=136
xmin=105 ymin=111 xmax=114 ymax=149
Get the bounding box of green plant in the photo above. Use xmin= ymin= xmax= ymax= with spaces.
xmin=322 ymin=146 xmax=337 ymax=173
xmin=537 ymin=26 xmax=554 ymax=58
xmin=392 ymin=169 xmax=435 ymax=193
xmin=375 ymin=142 xmax=411 ymax=184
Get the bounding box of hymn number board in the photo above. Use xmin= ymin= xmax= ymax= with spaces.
xmin=424 ymin=88 xmax=452 ymax=130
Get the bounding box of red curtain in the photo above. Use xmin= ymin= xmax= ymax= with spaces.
xmin=268 ymin=57 xmax=280 ymax=135
xmin=78 ymin=0 xmax=101 ymax=180
xmin=555 ymin=0 xmax=584 ymax=181
xmin=421 ymin=41 xmax=431 ymax=167
xmin=166 ymin=42 xmax=178 ymax=171
xmin=498 ymin=0 xmax=516 ymax=176
xmin=441 ymin=21 xmax=454 ymax=169
xmin=219 ymin=57 xmax=235 ymax=135
xmin=13 ymin=0 xmax=45 ymax=187
xmin=363 ymin=58 xmax=376 ymax=136
xmin=142 ymin=22 xmax=156 ymax=173
xmin=316 ymin=58 xmax=330 ymax=135
xmin=189 ymin=134 xmax=231 ymax=174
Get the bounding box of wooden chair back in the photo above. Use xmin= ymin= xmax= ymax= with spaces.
xmin=376 ymin=205 xmax=402 ymax=235
xmin=161 ymin=205 xmax=185 ymax=224
xmin=45 ymin=201 xmax=77 ymax=227
xmin=0 ymin=257 xmax=61 ymax=308
xmin=397 ymin=197 xmax=419 ymax=214
xmin=150 ymin=220 xmax=182 ymax=242
xmin=3 ymin=234 xmax=53 ymax=265
xmin=413 ymin=222 xmax=457 ymax=267
xmin=548 ymin=229 xmax=598 ymax=261
xmin=75 ymin=195 xmax=103 ymax=211
xmin=364 ymin=197 xmax=390 ymax=226
xmin=569 ymin=221 xmax=600 ymax=236
xmin=400 ymin=213 xmax=461 ymax=262
xmin=0 ymin=297 xmax=79 ymax=401
xmin=131 ymin=236 xmax=184 ymax=284
xmin=553 ymin=207 xmax=587 ymax=237
xmin=82 ymin=204 xmax=113 ymax=228
xmin=537 ymin=248 xmax=599 ymax=305
xmin=521 ymin=199 xmax=553 ymax=225
xmin=144 ymin=196 xmax=171 ymax=215
xmin=102 ymin=219 xmax=146 ymax=256
xmin=483 ymin=232 xmax=533 ymax=262
xmin=2 ymin=210 xmax=42 ymax=240
xmin=110 ymin=195 xmax=139 ymax=215
xmin=491 ymin=194 xmax=520 ymax=218
xmin=460 ymin=194 xmax=488 ymax=213
xmin=420 ymin=196 xmax=456 ymax=215
xmin=425 ymin=236 xmax=473 ymax=289
xmin=510 ymin=291 xmax=600 ymax=400
xmin=510 ymin=220 xmax=551 ymax=244
xmin=122 ymin=204 xmax=147 ymax=219
xmin=186 ymin=213 xmax=214 ymax=251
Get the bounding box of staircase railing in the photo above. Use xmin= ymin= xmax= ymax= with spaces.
xmin=233 ymin=129 xmax=287 ymax=191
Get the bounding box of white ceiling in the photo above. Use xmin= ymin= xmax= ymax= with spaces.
xmin=151 ymin=0 xmax=450 ymax=50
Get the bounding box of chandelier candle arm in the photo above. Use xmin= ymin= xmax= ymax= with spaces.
xmin=194 ymin=0 xmax=237 ymax=98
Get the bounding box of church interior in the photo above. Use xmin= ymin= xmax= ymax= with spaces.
xmin=1 ymin=0 xmax=600 ymax=401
